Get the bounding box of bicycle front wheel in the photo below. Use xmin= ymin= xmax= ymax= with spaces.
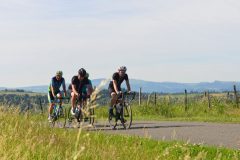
xmin=122 ymin=104 xmax=132 ymax=129
xmin=55 ymin=107 xmax=67 ymax=128
xmin=108 ymin=106 xmax=117 ymax=129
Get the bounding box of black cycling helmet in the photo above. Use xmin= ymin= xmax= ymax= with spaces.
xmin=78 ymin=68 xmax=87 ymax=77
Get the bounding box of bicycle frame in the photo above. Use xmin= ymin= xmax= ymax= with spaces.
xmin=50 ymin=97 xmax=70 ymax=127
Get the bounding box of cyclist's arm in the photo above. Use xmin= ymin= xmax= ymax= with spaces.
xmin=113 ymin=80 xmax=119 ymax=93
xmin=51 ymin=86 xmax=56 ymax=97
xmin=62 ymin=79 xmax=67 ymax=97
xmin=126 ymin=80 xmax=131 ymax=92
xmin=50 ymin=79 xmax=56 ymax=97
xmin=72 ymin=84 xmax=79 ymax=96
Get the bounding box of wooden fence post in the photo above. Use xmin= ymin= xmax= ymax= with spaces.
xmin=139 ymin=87 xmax=142 ymax=106
xmin=207 ymin=91 xmax=211 ymax=109
xmin=154 ymin=92 xmax=157 ymax=106
xmin=39 ymin=98 xmax=43 ymax=114
xmin=185 ymin=89 xmax=188 ymax=111
xmin=234 ymin=85 xmax=239 ymax=108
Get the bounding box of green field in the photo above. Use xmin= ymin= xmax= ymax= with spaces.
xmin=1 ymin=91 xmax=240 ymax=123
xmin=95 ymin=92 xmax=240 ymax=123
xmin=1 ymin=107 xmax=240 ymax=160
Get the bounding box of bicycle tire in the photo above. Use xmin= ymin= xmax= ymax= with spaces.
xmin=108 ymin=105 xmax=117 ymax=129
xmin=55 ymin=107 xmax=67 ymax=128
xmin=51 ymin=106 xmax=67 ymax=128
xmin=122 ymin=103 xmax=132 ymax=129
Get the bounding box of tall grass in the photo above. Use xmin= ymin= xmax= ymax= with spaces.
xmin=1 ymin=107 xmax=240 ymax=159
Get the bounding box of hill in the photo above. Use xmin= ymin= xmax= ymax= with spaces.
xmin=1 ymin=79 xmax=240 ymax=93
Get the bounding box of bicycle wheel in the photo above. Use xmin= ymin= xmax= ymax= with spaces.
xmin=108 ymin=106 xmax=117 ymax=129
xmin=67 ymin=107 xmax=72 ymax=127
xmin=67 ymin=107 xmax=79 ymax=128
xmin=54 ymin=107 xmax=67 ymax=128
xmin=50 ymin=114 xmax=57 ymax=128
xmin=50 ymin=105 xmax=57 ymax=128
xmin=122 ymin=103 xmax=132 ymax=129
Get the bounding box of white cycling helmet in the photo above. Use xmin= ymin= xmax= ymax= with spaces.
xmin=118 ymin=66 xmax=127 ymax=72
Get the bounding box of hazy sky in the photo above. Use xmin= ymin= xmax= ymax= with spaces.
xmin=0 ymin=0 xmax=240 ymax=87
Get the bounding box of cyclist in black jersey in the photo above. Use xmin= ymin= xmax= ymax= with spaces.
xmin=70 ymin=68 xmax=93 ymax=115
xmin=108 ymin=66 xmax=131 ymax=117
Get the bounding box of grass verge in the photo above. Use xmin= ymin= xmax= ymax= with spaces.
xmin=1 ymin=107 xmax=240 ymax=160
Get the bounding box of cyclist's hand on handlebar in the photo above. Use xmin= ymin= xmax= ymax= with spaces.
xmin=117 ymin=91 xmax=122 ymax=95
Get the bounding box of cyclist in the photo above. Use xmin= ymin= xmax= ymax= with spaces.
xmin=108 ymin=66 xmax=131 ymax=118
xmin=70 ymin=68 xmax=93 ymax=115
xmin=48 ymin=71 xmax=67 ymax=121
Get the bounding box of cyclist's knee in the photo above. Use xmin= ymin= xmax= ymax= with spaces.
xmin=111 ymin=92 xmax=117 ymax=97
xmin=111 ymin=93 xmax=117 ymax=101
xmin=71 ymin=92 xmax=78 ymax=100
xmin=49 ymin=103 xmax=54 ymax=108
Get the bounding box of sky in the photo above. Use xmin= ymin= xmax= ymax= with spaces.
xmin=0 ymin=0 xmax=240 ymax=87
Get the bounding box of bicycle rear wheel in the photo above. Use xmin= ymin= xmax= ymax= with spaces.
xmin=122 ymin=103 xmax=132 ymax=129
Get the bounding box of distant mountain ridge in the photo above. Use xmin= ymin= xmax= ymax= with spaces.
xmin=1 ymin=79 xmax=240 ymax=93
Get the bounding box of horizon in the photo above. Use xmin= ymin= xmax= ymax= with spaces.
xmin=1 ymin=0 xmax=240 ymax=87
xmin=1 ymin=79 xmax=240 ymax=88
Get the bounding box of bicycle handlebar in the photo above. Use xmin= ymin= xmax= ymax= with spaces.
xmin=55 ymin=97 xmax=70 ymax=100
xmin=53 ymin=97 xmax=71 ymax=104
xmin=117 ymin=91 xmax=136 ymax=101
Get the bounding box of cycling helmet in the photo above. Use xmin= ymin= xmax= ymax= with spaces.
xmin=118 ymin=66 xmax=127 ymax=72
xmin=56 ymin=71 xmax=63 ymax=76
xmin=78 ymin=68 xmax=87 ymax=77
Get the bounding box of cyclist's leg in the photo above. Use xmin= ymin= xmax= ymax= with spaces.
xmin=71 ymin=92 xmax=77 ymax=115
xmin=110 ymin=92 xmax=117 ymax=107
xmin=109 ymin=87 xmax=117 ymax=117
xmin=48 ymin=92 xmax=55 ymax=119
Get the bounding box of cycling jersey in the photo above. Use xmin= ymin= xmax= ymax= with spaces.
xmin=71 ymin=76 xmax=92 ymax=94
xmin=108 ymin=72 xmax=128 ymax=91
xmin=48 ymin=76 xmax=65 ymax=103
xmin=48 ymin=77 xmax=66 ymax=94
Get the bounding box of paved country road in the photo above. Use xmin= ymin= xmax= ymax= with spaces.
xmin=87 ymin=121 xmax=240 ymax=149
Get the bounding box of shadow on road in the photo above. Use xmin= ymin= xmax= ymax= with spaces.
xmin=88 ymin=123 xmax=204 ymax=131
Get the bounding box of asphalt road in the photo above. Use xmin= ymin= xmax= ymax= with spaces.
xmin=88 ymin=121 xmax=240 ymax=149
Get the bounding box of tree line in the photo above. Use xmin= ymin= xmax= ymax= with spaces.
xmin=0 ymin=93 xmax=48 ymax=112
